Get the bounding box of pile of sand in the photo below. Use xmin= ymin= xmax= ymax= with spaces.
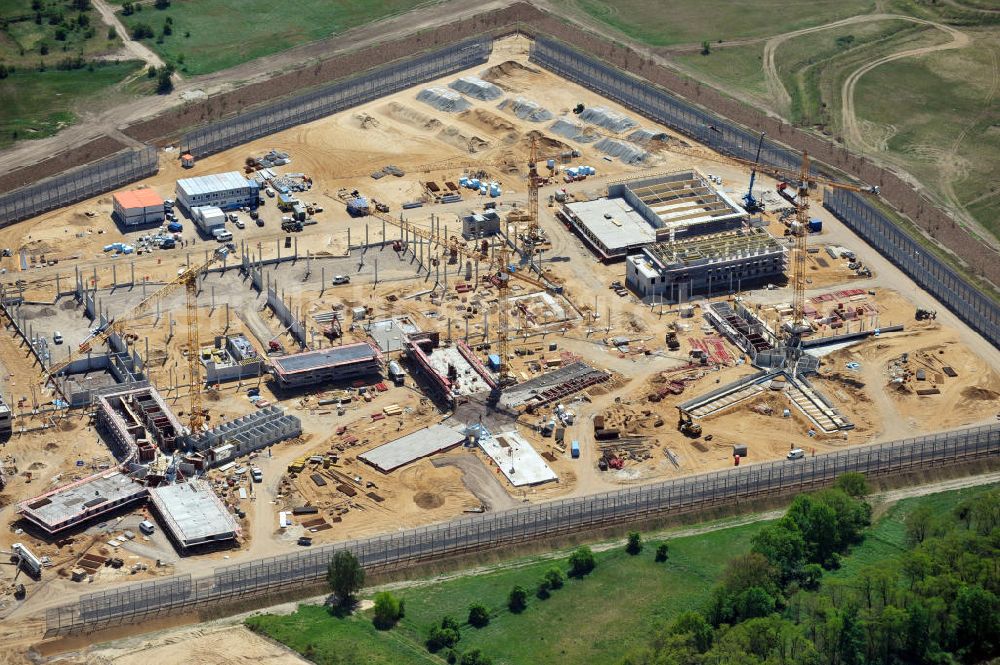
xmin=382 ymin=102 xmax=442 ymax=131
xmin=438 ymin=126 xmax=491 ymax=153
xmin=417 ymin=87 xmax=472 ymax=113
xmin=497 ymin=96 xmax=553 ymax=122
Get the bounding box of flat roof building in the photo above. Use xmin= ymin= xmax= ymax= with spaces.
xmin=560 ymin=197 xmax=656 ymax=261
xmin=113 ymin=189 xmax=165 ymax=227
xmin=477 ymin=429 xmax=557 ymax=487
xmin=148 ymin=480 xmax=240 ymax=550
xmin=191 ymin=205 xmax=227 ymax=235
xmin=270 ymin=341 xmax=382 ymax=389
xmin=359 ymin=423 xmax=466 ymax=472
xmin=562 ymin=170 xmax=750 ymax=262
xmin=611 ymin=171 xmax=749 ymax=239
xmin=18 ymin=471 xmax=148 ymax=536
xmin=626 ymin=229 xmax=787 ymax=303
xmin=175 ymin=171 xmax=259 ymax=214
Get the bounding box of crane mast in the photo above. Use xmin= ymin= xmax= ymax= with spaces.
xmin=185 ymin=273 xmax=204 ymax=433
xmin=526 ymin=136 xmax=542 ymax=246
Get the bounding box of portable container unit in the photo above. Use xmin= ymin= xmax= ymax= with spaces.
xmin=113 ymin=189 xmax=165 ymax=227
xmin=546 ymin=159 xmax=556 ymax=169
xmin=469 ymin=178 xmax=481 ymax=189
xmin=570 ymin=440 xmax=581 ymax=458
xmin=175 ymin=171 xmax=258 ymax=213
xmin=808 ymin=218 xmax=823 ymax=232
xmin=487 ymin=354 xmax=502 ymax=370
xmin=459 ymin=177 xmax=470 ymax=187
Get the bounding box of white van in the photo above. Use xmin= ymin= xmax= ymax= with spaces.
xmin=53 ymin=331 xmax=63 ymax=344
xmin=786 ymin=448 xmax=805 ymax=460
xmin=138 ymin=520 xmax=155 ymax=535
xmin=214 ymin=230 xmax=233 ymax=243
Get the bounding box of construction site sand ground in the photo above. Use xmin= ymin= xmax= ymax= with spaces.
xmin=0 ymin=35 xmax=997 ymax=646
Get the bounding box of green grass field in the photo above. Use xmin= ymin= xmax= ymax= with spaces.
xmin=247 ymin=520 xmax=766 ymax=665
xmin=563 ymin=0 xmax=875 ymax=47
xmin=0 ymin=61 xmax=143 ymax=148
xmin=829 ymin=482 xmax=998 ymax=582
xmin=249 ymin=483 xmax=998 ymax=665
xmin=115 ymin=0 xmax=432 ymax=76
xmin=853 ymin=34 xmax=1000 ymax=241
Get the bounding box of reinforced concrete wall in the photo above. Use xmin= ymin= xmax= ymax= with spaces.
xmin=266 ymin=285 xmax=307 ymax=349
xmin=824 ymin=189 xmax=1000 ymax=349
xmin=181 ymin=37 xmax=492 ymax=158
xmin=181 ymin=405 xmax=301 ymax=464
xmin=0 ymin=147 xmax=157 ymax=227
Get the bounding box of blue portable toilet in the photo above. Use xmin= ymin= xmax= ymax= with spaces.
xmin=487 ymin=354 xmax=501 ymax=371
xmin=546 ymin=158 xmax=556 ymax=169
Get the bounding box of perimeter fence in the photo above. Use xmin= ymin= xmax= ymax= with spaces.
xmin=529 ymin=37 xmax=805 ymax=173
xmin=0 ymin=146 xmax=157 ymax=227
xmin=181 ymin=37 xmax=492 ymax=158
xmin=44 ymin=423 xmax=1000 ymax=636
xmin=528 ymin=35 xmax=1000 ymax=348
xmin=825 ymin=189 xmax=1000 ymax=348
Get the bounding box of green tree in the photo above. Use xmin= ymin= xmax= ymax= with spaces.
xmin=536 ymin=578 xmax=551 ymax=600
xmin=39 ymin=42 xmax=49 ymax=55
xmin=122 ymin=2 xmax=134 ymax=16
xmin=162 ymin=22 xmax=172 ymax=36
xmin=468 ymin=603 xmax=489 ymax=628
xmin=751 ymin=517 xmax=805 ymax=584
xmin=569 ymin=546 xmax=596 ymax=578
xmin=834 ymin=472 xmax=869 ymax=498
xmin=107 ymin=26 xmax=116 ymax=40
xmin=154 ymin=0 xmax=171 ymax=8
xmin=326 ymin=550 xmax=364 ymax=608
xmin=788 ymin=494 xmax=839 ymax=566
xmin=668 ymin=611 xmax=713 ymax=653
xmin=156 ymin=68 xmax=173 ymax=94
xmin=0 ymin=65 xmax=8 ymax=80
xmin=507 ymin=585 xmax=527 ymax=613
xmin=905 ymin=504 xmax=938 ymax=545
xmin=371 ymin=591 xmax=403 ymax=629
xmin=953 ymin=584 xmax=998 ymax=661
xmin=54 ymin=28 xmax=67 ymax=41
xmin=626 ymin=531 xmax=642 ymax=555
xmin=460 ymin=649 xmax=492 ymax=665
xmin=800 ymin=563 xmax=823 ymax=591
xmin=427 ymin=616 xmax=460 ymax=652
xmin=543 ymin=567 xmax=564 ymax=590
xmin=700 ymin=40 xmax=710 ymax=55
xmin=735 ymin=586 xmax=776 ymax=620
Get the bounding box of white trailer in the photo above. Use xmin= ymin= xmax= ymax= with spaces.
xmin=11 ymin=542 xmax=41 ymax=578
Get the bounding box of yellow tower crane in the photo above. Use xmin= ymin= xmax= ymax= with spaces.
xmin=607 ymin=141 xmax=879 ymax=345
xmin=45 ymin=247 xmax=229 ymax=431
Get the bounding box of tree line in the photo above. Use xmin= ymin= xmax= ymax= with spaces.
xmin=621 ymin=474 xmax=999 ymax=665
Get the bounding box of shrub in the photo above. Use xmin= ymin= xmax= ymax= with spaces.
xmin=569 ymin=546 xmax=596 ymax=578
xmin=544 ymin=567 xmax=564 ymax=590
xmin=626 ymin=531 xmax=642 ymax=555
xmin=508 ymin=585 xmax=528 ymax=613
xmin=655 ymin=543 xmax=669 ymax=562
xmin=460 ymin=649 xmax=493 ymax=665
xmin=372 ymin=591 xmax=403 ymax=630
xmin=468 ymin=603 xmax=489 ymax=628
xmin=427 ymin=616 xmax=460 ymax=652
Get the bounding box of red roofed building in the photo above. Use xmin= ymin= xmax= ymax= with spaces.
xmin=112 ymin=189 xmax=165 ymax=227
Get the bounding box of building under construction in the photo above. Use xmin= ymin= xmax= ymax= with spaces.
xmin=269 ymin=342 xmax=383 ymax=389
xmin=626 ymin=229 xmax=786 ymax=303
xmin=95 ymin=385 xmax=185 ymax=462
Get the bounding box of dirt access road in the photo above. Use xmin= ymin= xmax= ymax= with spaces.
xmin=0 ymin=0 xmax=508 ymax=175
xmin=91 ymin=0 xmax=166 ymax=70
xmin=37 ymin=471 xmax=999 ymax=665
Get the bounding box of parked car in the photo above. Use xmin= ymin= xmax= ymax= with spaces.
xmin=53 ymin=331 xmax=63 ymax=344
xmin=786 ymin=448 xmax=805 ymax=460
xmin=234 ymin=219 xmax=246 ymax=229
xmin=331 ymin=275 xmax=350 ymax=285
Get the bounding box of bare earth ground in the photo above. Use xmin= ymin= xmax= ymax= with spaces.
xmin=28 ymin=471 xmax=999 ymax=665
xmin=0 ymin=35 xmax=996 ymax=655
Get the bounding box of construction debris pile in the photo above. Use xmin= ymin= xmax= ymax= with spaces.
xmin=449 ymin=76 xmax=504 ymax=101
xmin=580 ymin=106 xmax=637 ymax=132
xmin=416 ymin=87 xmax=472 ymax=113
xmin=497 ymin=96 xmax=553 ymax=122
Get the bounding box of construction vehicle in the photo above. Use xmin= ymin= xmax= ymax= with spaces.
xmin=665 ymin=331 xmax=680 ymax=351
xmin=742 ymin=131 xmax=766 ymax=213
xmin=45 ymin=249 xmax=228 ymax=432
xmin=678 ymin=414 xmax=702 ymax=438
xmin=915 ymin=308 xmax=937 ymax=321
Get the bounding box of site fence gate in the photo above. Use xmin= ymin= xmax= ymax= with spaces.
xmin=44 ymin=423 xmax=1000 ymax=636
xmin=181 ymin=37 xmax=492 ymax=159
